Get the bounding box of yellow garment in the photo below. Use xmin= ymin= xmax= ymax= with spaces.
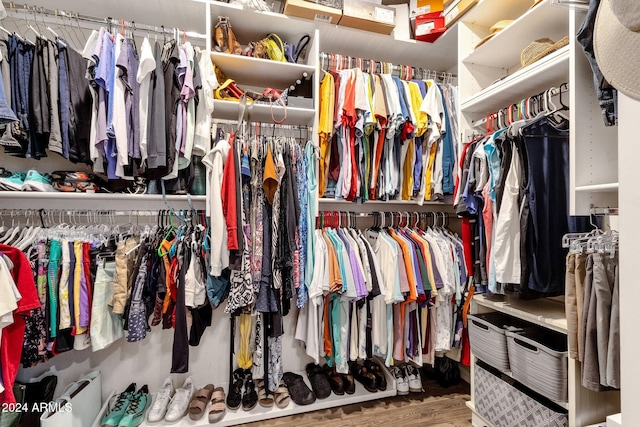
xmin=402 ymin=139 xmax=415 ymax=200
xmin=73 ymin=241 xmax=86 ymax=335
xmin=408 ymin=82 xmax=427 ymax=137
xmin=318 ymin=73 xmax=335 ymax=197
xmin=424 ymin=140 xmax=438 ymax=201
xmin=237 ymin=313 xmax=253 ymax=369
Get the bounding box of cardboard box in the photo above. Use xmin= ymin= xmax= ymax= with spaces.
xmin=339 ymin=0 xmax=396 ymax=34
xmin=284 ymin=0 xmax=342 ymax=24
xmin=414 ymin=11 xmax=446 ymax=42
xmin=444 ymin=0 xmax=477 ymax=26
xmin=410 ymin=0 xmax=444 ymax=18
xmin=390 ymin=4 xmax=410 ymax=40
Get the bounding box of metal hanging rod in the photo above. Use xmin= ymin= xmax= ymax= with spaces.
xmin=1 ymin=1 xmax=207 ymax=39
xmin=319 ymin=51 xmax=456 ymax=83
xmin=590 ymin=207 xmax=618 ymax=216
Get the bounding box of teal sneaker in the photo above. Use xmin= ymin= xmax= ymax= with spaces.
xmin=101 ymin=383 xmax=136 ymax=427
xmin=23 ymin=170 xmax=54 ymax=192
xmin=118 ymin=385 xmax=149 ymax=427
xmin=0 ymin=171 xmax=26 ymax=191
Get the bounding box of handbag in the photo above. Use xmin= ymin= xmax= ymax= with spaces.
xmin=285 ymin=34 xmax=310 ymax=64
xmin=40 ymin=371 xmax=102 ymax=427
xmin=213 ymin=16 xmax=243 ymax=55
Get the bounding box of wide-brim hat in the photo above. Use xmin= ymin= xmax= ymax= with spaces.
xmin=474 ymin=20 xmax=514 ymax=49
xmin=520 ymin=36 xmax=569 ymax=69
xmin=594 ymin=0 xmax=640 ymax=100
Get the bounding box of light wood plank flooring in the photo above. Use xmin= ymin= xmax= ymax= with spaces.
xmin=241 ymin=375 xmax=472 ymax=427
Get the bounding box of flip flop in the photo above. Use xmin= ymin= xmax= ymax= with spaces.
xmin=208 ymin=387 xmax=226 ymax=423
xmin=188 ymin=384 xmax=214 ymax=421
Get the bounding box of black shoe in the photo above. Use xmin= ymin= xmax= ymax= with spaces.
xmin=349 ymin=361 xmax=378 ymax=393
xmin=306 ymin=363 xmax=332 ymax=399
xmin=364 ymin=359 xmax=387 ymax=391
xmin=242 ymin=371 xmax=258 ymax=411
xmin=226 ymin=369 xmax=245 ymax=410
xmin=282 ymin=372 xmax=316 ymax=405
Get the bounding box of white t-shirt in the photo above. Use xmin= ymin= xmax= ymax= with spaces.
xmin=193 ymin=48 xmax=218 ymax=157
xmin=136 ymin=37 xmax=156 ymax=166
xmin=113 ymin=34 xmax=130 ymax=179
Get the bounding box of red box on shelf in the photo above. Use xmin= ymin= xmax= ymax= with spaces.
xmin=414 ymin=11 xmax=446 ymax=42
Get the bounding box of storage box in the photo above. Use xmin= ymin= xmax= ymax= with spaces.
xmin=339 ymin=0 xmax=396 ymax=34
xmin=414 ymin=11 xmax=446 ymax=42
xmin=475 ymin=361 xmax=568 ymax=427
xmin=410 ymin=0 xmax=444 ymax=18
xmin=506 ymin=328 xmax=569 ymax=402
xmin=444 ymin=0 xmax=477 ymax=26
xmin=467 ymin=312 xmax=529 ymax=372
xmin=284 ymin=0 xmax=342 ymax=24
xmin=390 ymin=4 xmax=410 ymax=40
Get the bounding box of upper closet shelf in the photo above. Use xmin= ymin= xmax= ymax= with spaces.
xmin=213 ymin=100 xmax=315 ymax=125
xmin=461 ymin=0 xmax=540 ymax=28
xmin=0 ymin=193 xmax=206 ymax=211
xmin=210 ymin=52 xmax=316 ymax=88
xmin=461 ymin=46 xmax=569 ymax=114
xmin=203 ymin=0 xmax=458 ymax=71
xmin=462 ymin=0 xmax=569 ymax=69
xmin=473 ymin=294 xmax=568 ymax=334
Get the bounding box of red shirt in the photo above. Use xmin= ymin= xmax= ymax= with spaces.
xmin=221 ymin=133 xmax=238 ymax=251
xmin=0 ymin=244 xmax=39 ymax=404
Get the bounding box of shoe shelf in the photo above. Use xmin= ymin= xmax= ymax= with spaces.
xmin=0 ymin=192 xmax=207 ymax=211
xmin=135 ymin=368 xmax=397 ymax=427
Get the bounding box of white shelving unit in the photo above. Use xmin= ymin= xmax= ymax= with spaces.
xmin=458 ymin=1 xmax=620 ymax=426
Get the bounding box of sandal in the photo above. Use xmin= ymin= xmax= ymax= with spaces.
xmin=364 ymin=359 xmax=387 ymax=391
xmin=242 ymin=374 xmax=258 ymax=411
xmin=256 ymin=379 xmax=274 ymax=408
xmin=226 ymin=368 xmax=245 ymax=410
xmin=349 ymin=361 xmax=378 ymax=393
xmin=274 ymin=380 xmax=291 ymax=409
xmin=188 ymin=384 xmax=214 ymax=421
xmin=208 ymin=387 xmax=226 ymax=423
xmin=342 ymin=373 xmax=356 ymax=395
xmin=323 ymin=364 xmax=344 ymax=396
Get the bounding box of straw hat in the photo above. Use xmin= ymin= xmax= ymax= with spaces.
xmin=520 ymin=36 xmax=569 ymax=68
xmin=594 ymin=0 xmax=640 ymax=100
xmin=475 ymin=20 xmax=514 ymax=49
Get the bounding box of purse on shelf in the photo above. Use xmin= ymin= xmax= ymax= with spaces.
xmin=242 ymin=33 xmax=288 ymax=62
xmin=213 ymin=16 xmax=243 ymax=55
xmin=285 ymin=34 xmax=310 ymax=64
xmin=40 ymin=371 xmax=102 ymax=427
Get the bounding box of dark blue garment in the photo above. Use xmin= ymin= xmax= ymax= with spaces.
xmin=521 ymin=118 xmax=590 ymax=294
xmin=58 ymin=40 xmax=70 ymax=159
xmin=7 ymin=35 xmax=33 ymax=157
xmin=577 ymin=0 xmax=617 ymax=126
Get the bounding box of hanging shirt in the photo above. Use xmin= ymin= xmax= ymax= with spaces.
xmin=136 ymin=37 xmax=156 ymax=167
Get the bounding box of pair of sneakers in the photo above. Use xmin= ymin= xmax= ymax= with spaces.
xmin=101 ymin=383 xmax=149 ymax=427
xmin=147 ymin=376 xmax=196 ymax=423
xmin=0 ymin=170 xmax=54 ymax=192
xmin=390 ymin=364 xmax=423 ymax=395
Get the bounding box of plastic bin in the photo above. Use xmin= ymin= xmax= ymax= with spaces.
xmin=505 ymin=327 xmax=569 ymax=402
xmin=467 ymin=312 xmax=529 ymax=371
xmin=475 ymin=360 xmax=568 ymax=427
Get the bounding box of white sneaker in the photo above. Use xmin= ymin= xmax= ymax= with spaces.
xmin=403 ymin=364 xmax=423 ymax=393
xmin=147 ymin=376 xmax=174 ymax=423
xmin=390 ymin=366 xmax=409 ymax=395
xmin=164 ymin=377 xmax=195 ymax=423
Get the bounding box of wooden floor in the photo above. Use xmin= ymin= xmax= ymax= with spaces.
xmin=241 ymin=373 xmax=472 ymax=427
